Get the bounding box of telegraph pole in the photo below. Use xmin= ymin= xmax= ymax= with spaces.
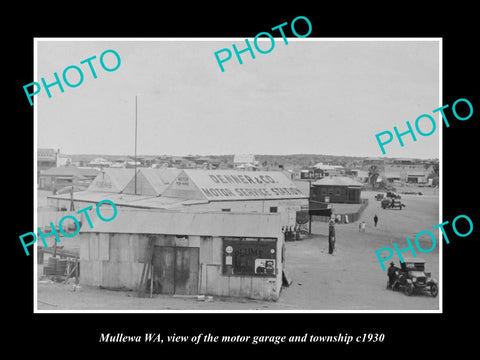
xmin=134 ymin=95 xmax=138 ymax=195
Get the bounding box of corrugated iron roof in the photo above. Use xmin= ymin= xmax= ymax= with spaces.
xmin=40 ymin=166 xmax=91 ymax=178
xmin=87 ymin=168 xmax=136 ymax=193
xmin=312 ymin=176 xmax=363 ymax=187
xmin=80 ymin=208 xmax=283 ymax=238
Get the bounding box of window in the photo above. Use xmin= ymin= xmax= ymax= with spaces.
xmin=335 ymin=188 xmax=341 ymax=196
xmin=270 ymin=206 xmax=278 ymax=213
xmin=221 ymin=208 xmax=231 ymax=212
xmin=223 ymin=238 xmax=277 ymax=277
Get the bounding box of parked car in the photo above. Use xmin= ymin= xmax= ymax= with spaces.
xmin=381 ymin=198 xmax=406 ymax=210
xmin=387 ymin=258 xmax=438 ymax=297
xmin=375 ymin=193 xmax=385 ymax=201
xmin=386 ymin=191 xmax=401 ymax=199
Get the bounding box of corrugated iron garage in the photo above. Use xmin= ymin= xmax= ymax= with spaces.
xmin=78 ymin=209 xmax=285 ymax=300
xmin=45 ymin=168 xmax=308 ymax=301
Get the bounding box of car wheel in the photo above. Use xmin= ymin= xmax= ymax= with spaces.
xmin=404 ymin=285 xmax=413 ymax=296
xmin=430 ymin=283 xmax=438 ymax=297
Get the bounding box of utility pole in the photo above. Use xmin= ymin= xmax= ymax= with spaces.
xmin=134 ymin=95 xmax=138 ymax=195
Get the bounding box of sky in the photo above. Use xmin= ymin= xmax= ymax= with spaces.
xmin=36 ymin=39 xmax=440 ymax=159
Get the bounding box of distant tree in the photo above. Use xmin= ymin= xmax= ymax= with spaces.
xmin=368 ymin=165 xmax=379 ymax=190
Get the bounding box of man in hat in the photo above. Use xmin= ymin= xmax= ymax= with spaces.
xmin=387 ymin=261 xmax=400 ymax=289
xmin=328 ymin=217 xmax=336 ymax=254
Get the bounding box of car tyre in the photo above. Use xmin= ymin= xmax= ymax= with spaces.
xmin=404 ymin=285 xmax=413 ymax=296
xmin=430 ymin=283 xmax=438 ymax=297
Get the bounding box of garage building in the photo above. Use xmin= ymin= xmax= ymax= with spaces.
xmin=78 ymin=209 xmax=285 ymax=301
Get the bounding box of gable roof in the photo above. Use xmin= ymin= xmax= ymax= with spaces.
xmin=122 ymin=168 xmax=182 ymax=196
xmin=87 ymin=168 xmax=136 ymax=193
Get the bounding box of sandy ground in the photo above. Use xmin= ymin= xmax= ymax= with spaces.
xmin=36 ymin=188 xmax=440 ymax=311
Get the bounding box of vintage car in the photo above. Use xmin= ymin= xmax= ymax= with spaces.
xmin=387 ymin=258 xmax=438 ymax=297
xmin=375 ymin=193 xmax=385 ymax=201
xmin=386 ymin=191 xmax=401 ymax=199
xmin=381 ymin=198 xmax=406 ymax=210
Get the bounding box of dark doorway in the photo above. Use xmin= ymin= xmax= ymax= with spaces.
xmin=153 ymin=246 xmax=199 ymax=295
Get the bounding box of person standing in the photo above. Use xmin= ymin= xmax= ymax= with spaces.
xmin=328 ymin=217 xmax=336 ymax=254
xmin=387 ymin=262 xmax=399 ymax=289
xmin=361 ymin=221 xmax=366 ymax=232
xmin=374 ymin=214 xmax=378 ymax=227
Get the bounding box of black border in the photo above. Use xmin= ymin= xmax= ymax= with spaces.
xmin=8 ymin=4 xmax=479 ymax=354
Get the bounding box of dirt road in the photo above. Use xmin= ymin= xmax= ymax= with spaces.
xmin=280 ymin=189 xmax=440 ymax=310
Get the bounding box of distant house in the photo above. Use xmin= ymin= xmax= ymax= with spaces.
xmin=350 ymin=169 xmax=369 ymax=183
xmin=383 ymin=158 xmax=431 ymax=184
xmin=233 ymin=154 xmax=255 ymax=165
xmin=312 ymin=163 xmax=344 ymax=177
xmin=110 ymin=156 xmax=131 ymax=168
xmin=177 ymin=157 xmax=196 ymax=169
xmin=311 ymin=176 xmax=363 ymax=204
xmin=362 ymin=157 xmax=385 ymax=167
xmin=88 ymin=157 xmax=112 ymax=168
xmin=233 ymin=154 xmax=259 ymax=170
xmin=37 ymin=148 xmax=58 ymax=174
xmin=38 ymin=166 xmax=99 ymax=191
xmin=194 ymin=156 xmax=211 ymax=165
xmin=57 ymin=155 xmax=71 ymax=167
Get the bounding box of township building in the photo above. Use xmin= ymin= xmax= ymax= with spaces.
xmin=47 ymin=169 xmax=308 ymax=225
xmin=38 ymin=166 xmax=99 ymax=191
xmin=45 ymin=168 xmax=307 ymax=301
xmin=310 ymin=176 xmax=363 ymax=204
xmin=78 ymin=208 xmax=285 ymax=300
xmin=383 ymin=159 xmax=432 ymax=184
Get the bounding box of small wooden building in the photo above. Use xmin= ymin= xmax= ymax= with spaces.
xmin=38 ymin=167 xmax=99 ymax=191
xmin=310 ymin=176 xmax=363 ymax=204
xmin=78 ymin=209 xmax=285 ymax=301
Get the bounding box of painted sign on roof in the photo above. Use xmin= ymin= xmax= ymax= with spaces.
xmin=87 ymin=168 xmax=135 ymax=193
xmin=163 ymin=170 xmax=307 ymax=201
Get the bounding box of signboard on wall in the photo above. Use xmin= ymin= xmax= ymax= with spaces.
xmin=222 ymin=238 xmax=277 ymax=277
xmin=296 ymin=210 xmax=310 ymax=235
